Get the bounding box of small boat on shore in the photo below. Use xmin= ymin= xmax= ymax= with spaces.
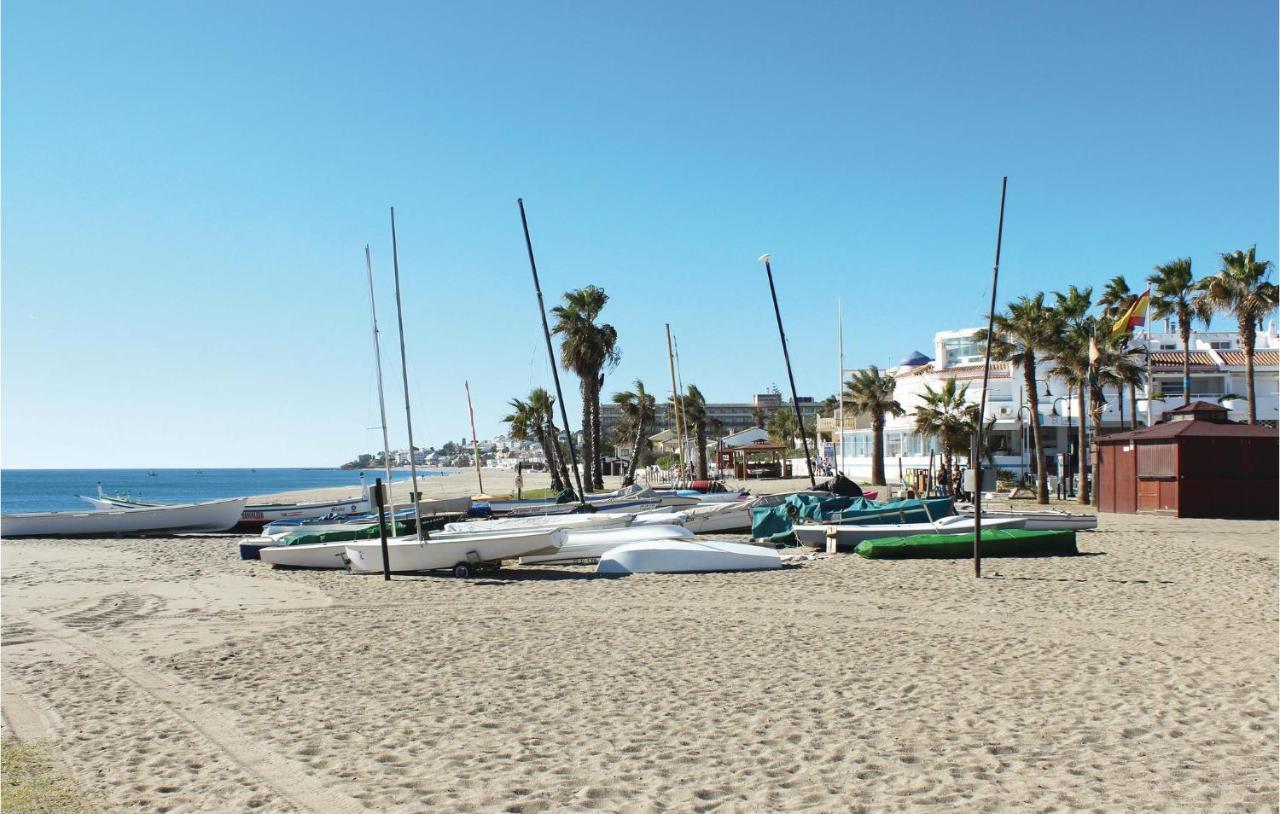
xmin=854 ymin=528 xmax=1079 ymax=559
xmin=519 ymin=524 xmax=693 ymax=565
xmin=2 ymin=497 xmax=248 ymax=537
xmin=343 ymin=528 xmax=566 ymax=576
xmin=794 ymin=515 xmax=1028 ymax=549
xmin=955 ymin=506 xmax=1098 ymax=531
xmin=83 ymin=490 xmax=372 ymax=530
xmin=596 ymin=540 xmax=782 ymax=575
xmin=443 ymin=512 xmax=633 ymax=533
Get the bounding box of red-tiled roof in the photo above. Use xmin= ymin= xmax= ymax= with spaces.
xmin=1218 ymin=349 xmax=1280 ymax=367
xmin=1100 ymin=420 xmax=1279 ymax=441
xmin=1149 ymin=351 xmax=1217 ymax=370
xmin=895 ymin=361 xmax=1010 ymax=380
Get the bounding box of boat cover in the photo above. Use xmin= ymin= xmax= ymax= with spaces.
xmin=854 ymin=528 xmax=1078 ymax=559
xmin=750 ymin=495 xmax=955 ymax=542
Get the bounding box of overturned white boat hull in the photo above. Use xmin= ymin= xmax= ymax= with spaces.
xmin=443 ymin=512 xmax=632 ymax=534
xmin=344 ymin=528 xmax=566 ymax=574
xmin=794 ymin=515 xmax=1028 ymax=548
xmin=596 ymin=540 xmax=782 ymax=575
xmin=519 ymin=524 xmax=693 ymax=565
xmin=2 ymin=497 xmax=249 ymax=537
xmin=957 ymin=508 xmax=1098 ymax=531
xmin=634 ymin=501 xmax=753 ymax=534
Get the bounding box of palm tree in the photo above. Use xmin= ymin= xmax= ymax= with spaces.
xmin=612 ymin=379 xmax=656 ymax=486
xmin=752 ymin=406 xmax=767 ymax=429
xmin=551 ymin=286 xmax=620 ymax=491
xmin=504 ymin=392 xmax=564 ymax=491
xmin=973 ymin=293 xmax=1060 ymax=504
xmin=528 ymin=387 xmax=572 ymax=491
xmin=1147 ymin=258 xmax=1204 ymax=406
xmin=841 ymin=366 xmax=904 ymax=486
xmin=678 ymin=384 xmax=710 ymax=479
xmin=1048 ymin=286 xmax=1095 ymax=505
xmin=912 ymin=378 xmax=976 ymax=493
xmin=1193 ymin=247 xmax=1278 ymax=424
xmin=766 ymin=409 xmax=797 ymax=447
xmin=1097 ymin=275 xmax=1145 ymax=429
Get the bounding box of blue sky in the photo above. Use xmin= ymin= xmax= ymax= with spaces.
xmin=3 ymin=1 xmax=1276 ymax=467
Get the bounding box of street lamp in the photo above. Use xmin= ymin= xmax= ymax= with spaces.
xmin=1016 ymin=405 xmax=1033 ymax=484
xmin=1052 ymin=387 xmax=1076 ymax=498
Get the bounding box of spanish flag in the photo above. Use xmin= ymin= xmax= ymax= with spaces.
xmin=1109 ymin=290 xmax=1150 ymax=339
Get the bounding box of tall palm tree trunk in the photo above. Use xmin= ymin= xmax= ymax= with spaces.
xmin=536 ymin=430 xmax=564 ymax=491
xmin=592 ymin=376 xmax=605 ymax=490
xmin=1243 ymin=318 xmax=1257 ymax=424
xmin=1024 ymin=360 xmax=1049 ymax=505
xmin=547 ymin=420 xmax=572 ymax=492
xmin=870 ymin=414 xmax=886 ymax=486
xmin=1129 ymin=382 xmax=1138 ymax=429
xmin=626 ymin=418 xmax=646 ymax=486
xmin=1115 ymin=385 xmax=1126 ymax=432
xmin=1180 ymin=322 xmax=1192 ymax=406
xmin=577 ymin=380 xmax=594 ymax=493
xmin=1077 ymin=387 xmax=1089 ymax=506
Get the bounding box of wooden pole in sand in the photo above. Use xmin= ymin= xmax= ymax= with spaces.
xmin=974 ymin=176 xmax=1008 ymax=579
xmin=516 ymin=198 xmax=587 ymax=505
xmin=374 ymin=477 xmax=391 ymax=580
xmin=758 ymin=254 xmax=817 ymax=488
xmin=389 ymin=207 xmax=427 ymax=540
xmin=465 ymin=380 xmax=485 ymax=495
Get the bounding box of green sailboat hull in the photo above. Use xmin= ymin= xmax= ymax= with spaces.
xmin=854 ymin=528 xmax=1078 ymax=559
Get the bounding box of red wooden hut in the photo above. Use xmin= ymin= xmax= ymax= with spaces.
xmin=1096 ymin=401 xmax=1278 ymax=518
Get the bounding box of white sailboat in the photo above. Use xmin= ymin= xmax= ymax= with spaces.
xmin=343 ymin=527 xmax=566 ymax=577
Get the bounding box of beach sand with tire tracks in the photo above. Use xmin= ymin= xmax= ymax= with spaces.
xmin=2 ymin=469 xmax=1276 ymax=811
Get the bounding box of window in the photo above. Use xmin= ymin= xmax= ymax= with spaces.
xmin=943 ymin=336 xmax=984 ymax=367
xmin=1209 ymin=341 xmax=1232 ymax=349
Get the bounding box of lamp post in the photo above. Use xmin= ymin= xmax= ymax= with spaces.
xmin=1052 ymin=388 xmax=1075 ymax=498
xmin=1016 ymin=405 xmax=1033 ymax=484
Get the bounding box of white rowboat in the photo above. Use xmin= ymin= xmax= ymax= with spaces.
xmin=956 ymin=508 xmax=1098 ymax=531
xmin=443 ymin=513 xmax=632 ymax=534
xmin=597 ymin=540 xmax=782 ymax=575
xmin=519 ymin=524 xmax=693 ymax=565
xmin=2 ymin=497 xmax=249 ymax=537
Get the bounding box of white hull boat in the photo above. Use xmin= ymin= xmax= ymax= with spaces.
xmin=793 ymin=515 xmax=1028 ymax=548
xmin=443 ymin=513 xmax=632 ymax=534
xmin=635 ymin=501 xmax=754 ymax=534
xmin=259 ymin=540 xmax=353 ymax=569
xmin=597 ymin=540 xmax=782 ymax=575
xmin=519 ymin=524 xmax=693 ymax=565
xmin=344 ymin=528 xmax=566 ymax=575
xmin=957 ymin=508 xmax=1098 ymax=531
xmin=84 ymin=492 xmax=370 ymax=528
xmin=2 ymin=497 xmax=249 ymax=537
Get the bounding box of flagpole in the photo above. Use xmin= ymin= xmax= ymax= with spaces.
xmin=1152 ymin=286 xmax=1162 ymax=424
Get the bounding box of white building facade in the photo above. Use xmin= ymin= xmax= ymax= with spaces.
xmin=830 ymin=323 xmax=1280 ymax=483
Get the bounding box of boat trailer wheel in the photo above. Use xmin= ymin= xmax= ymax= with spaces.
xmin=452 ymin=562 xmax=472 ymax=579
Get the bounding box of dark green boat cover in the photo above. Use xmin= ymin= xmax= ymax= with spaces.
xmin=750 ymin=495 xmax=956 ymax=543
xmin=279 ymin=513 xmax=458 ymax=547
xmin=854 ymin=528 xmax=1078 ymax=559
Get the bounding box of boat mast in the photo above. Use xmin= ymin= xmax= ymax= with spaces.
xmin=758 ymin=254 xmax=817 ymax=489
xmin=974 ymin=176 xmax=1008 ymax=579
xmin=389 ymin=207 xmax=427 ymax=540
xmin=516 ymin=198 xmax=587 ymax=504
xmin=465 ymin=380 xmax=485 ymax=495
xmin=837 ymin=298 xmax=844 ymax=476
xmin=665 ymin=323 xmax=687 ymax=483
xmin=364 ymin=245 xmax=397 ymax=527
xmin=674 ymin=333 xmax=691 ymax=478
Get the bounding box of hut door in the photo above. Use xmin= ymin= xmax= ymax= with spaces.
xmin=1137 ymin=480 xmax=1160 ymax=512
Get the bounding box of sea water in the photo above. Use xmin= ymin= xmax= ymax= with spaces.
xmin=0 ymin=468 xmax=446 ymax=514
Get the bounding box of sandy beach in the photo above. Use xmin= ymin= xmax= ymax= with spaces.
xmin=2 ymin=469 xmax=1276 ymax=812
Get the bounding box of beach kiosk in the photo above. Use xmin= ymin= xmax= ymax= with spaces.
xmin=1095 ymin=401 xmax=1278 ymax=518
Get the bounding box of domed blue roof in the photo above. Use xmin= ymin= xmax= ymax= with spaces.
xmin=898 ymin=350 xmax=932 ymax=368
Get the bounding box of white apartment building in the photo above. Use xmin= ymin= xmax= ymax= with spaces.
xmin=827 ymin=323 xmax=1280 ymax=482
